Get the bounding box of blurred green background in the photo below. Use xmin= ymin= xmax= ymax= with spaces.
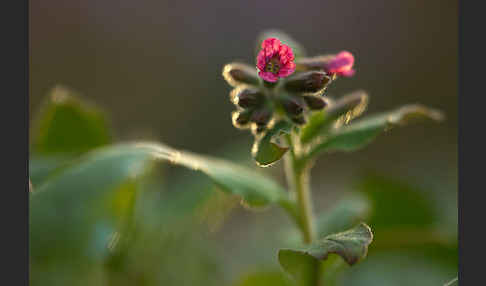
xmin=29 ymin=0 xmax=457 ymax=285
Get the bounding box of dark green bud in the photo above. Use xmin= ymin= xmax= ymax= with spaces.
xmin=291 ymin=115 xmax=306 ymax=125
xmin=235 ymin=88 xmax=264 ymax=108
xmin=223 ymin=63 xmax=260 ymax=87
xmin=254 ymin=125 xmax=266 ymax=134
xmin=233 ymin=109 xmax=253 ymax=126
xmin=281 ymin=95 xmax=305 ymax=116
xmin=303 ymin=95 xmax=327 ymax=110
xmin=284 ymin=71 xmax=331 ymax=93
xmin=251 ymin=108 xmax=273 ymax=126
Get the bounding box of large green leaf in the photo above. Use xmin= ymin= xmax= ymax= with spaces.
xmin=252 ymin=120 xmax=292 ymax=166
xmin=308 ymin=104 xmax=443 ymax=157
xmin=279 ymin=223 xmax=373 ymax=284
xmin=134 ymin=142 xmax=287 ymax=207
xmin=32 ymin=142 xmax=287 ymax=214
xmin=30 ymin=143 xmax=286 ymax=262
xmin=31 ymin=85 xmax=112 ymax=155
xmin=30 ymin=142 xmax=289 ymax=284
xmin=30 ymin=145 xmax=154 ymax=263
xmin=29 ymin=155 xmax=73 ymax=187
xmin=300 ymin=90 xmax=369 ymax=144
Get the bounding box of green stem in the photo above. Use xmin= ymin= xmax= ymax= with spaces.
xmin=284 ymin=133 xmax=321 ymax=285
xmin=293 ymin=161 xmax=315 ymax=243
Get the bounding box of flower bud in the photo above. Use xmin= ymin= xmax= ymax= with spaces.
xmin=253 ymin=124 xmax=267 ymax=134
xmin=295 ymin=55 xmax=334 ymax=71
xmin=324 ymin=51 xmax=355 ymax=77
xmin=295 ymin=52 xmax=355 ymax=77
xmin=234 ymin=88 xmax=264 ymax=109
xmin=251 ymin=108 xmax=273 ymax=126
xmin=280 ymin=95 xmax=304 ymax=116
xmin=284 ymin=71 xmax=331 ymax=93
xmin=232 ymin=109 xmax=253 ymax=127
xmin=303 ymin=95 xmax=327 ymax=110
xmin=223 ymin=63 xmax=260 ymax=87
xmin=291 ymin=115 xmax=306 ymax=125
xmin=326 ymin=90 xmax=368 ymax=117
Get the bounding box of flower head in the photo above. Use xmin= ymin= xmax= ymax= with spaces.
xmin=257 ymin=38 xmax=296 ymax=82
xmin=323 ymin=51 xmax=355 ymax=77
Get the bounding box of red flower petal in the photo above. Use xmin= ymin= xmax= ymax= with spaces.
xmin=257 ymin=38 xmax=296 ymax=82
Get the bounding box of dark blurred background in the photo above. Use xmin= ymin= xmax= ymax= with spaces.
xmin=30 ymin=0 xmax=457 ymax=210
xmin=30 ymin=0 xmax=457 ymax=284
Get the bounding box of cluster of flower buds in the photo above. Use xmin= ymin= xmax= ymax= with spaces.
xmin=223 ymin=37 xmax=355 ymax=136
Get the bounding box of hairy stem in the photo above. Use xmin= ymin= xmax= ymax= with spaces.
xmin=284 ymin=133 xmax=320 ymax=285
xmin=293 ymin=161 xmax=315 ymax=243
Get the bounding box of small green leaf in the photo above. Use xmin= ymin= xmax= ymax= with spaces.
xmin=252 ymin=120 xmax=292 ymax=166
xmin=255 ymin=30 xmax=306 ymax=59
xmin=316 ymin=194 xmax=371 ymax=238
xmin=309 ymin=104 xmax=444 ymax=156
xmin=279 ymin=223 xmax=373 ymax=283
xmin=31 ymin=85 xmax=112 ymax=155
xmin=300 ymin=90 xmax=368 ymax=144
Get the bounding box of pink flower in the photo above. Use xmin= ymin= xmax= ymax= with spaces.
xmin=324 ymin=51 xmax=355 ymax=77
xmin=256 ymin=38 xmax=296 ymax=82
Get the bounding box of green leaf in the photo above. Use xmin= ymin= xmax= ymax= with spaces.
xmin=300 ymin=90 xmax=369 ymax=144
xmin=30 ymin=142 xmax=289 ymax=284
xmin=309 ymin=104 xmax=444 ymax=156
xmin=29 ymin=155 xmax=73 ymax=187
xmin=316 ymin=194 xmax=371 ymax=238
xmin=134 ymin=142 xmax=287 ymax=207
xmin=31 ymin=141 xmax=288 ymax=257
xmin=30 ymin=145 xmax=154 ymax=263
xmin=279 ymin=223 xmax=373 ymax=283
xmin=255 ymin=30 xmax=306 ymax=59
xmin=355 ymin=174 xmax=460 ymax=255
xmin=337 ymin=252 xmax=457 ymax=286
xmin=31 ymin=85 xmax=111 ymax=155
xmin=358 ymin=174 xmax=438 ymax=230
xmin=252 ymin=120 xmax=292 ymax=166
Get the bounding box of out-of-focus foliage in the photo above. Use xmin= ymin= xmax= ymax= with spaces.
xmin=275 ymin=174 xmax=457 ymax=286
xmin=31 ymin=85 xmax=112 ymax=155
xmin=331 ymin=175 xmax=458 ymax=286
xmin=29 ymin=89 xmax=229 ymax=285
xmin=232 ymin=270 xmax=294 ymax=286
xmin=29 ymin=87 xmax=456 ymax=285
xmin=315 ymin=195 xmax=371 ymax=238
xmin=132 ymin=142 xmax=288 ymax=208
